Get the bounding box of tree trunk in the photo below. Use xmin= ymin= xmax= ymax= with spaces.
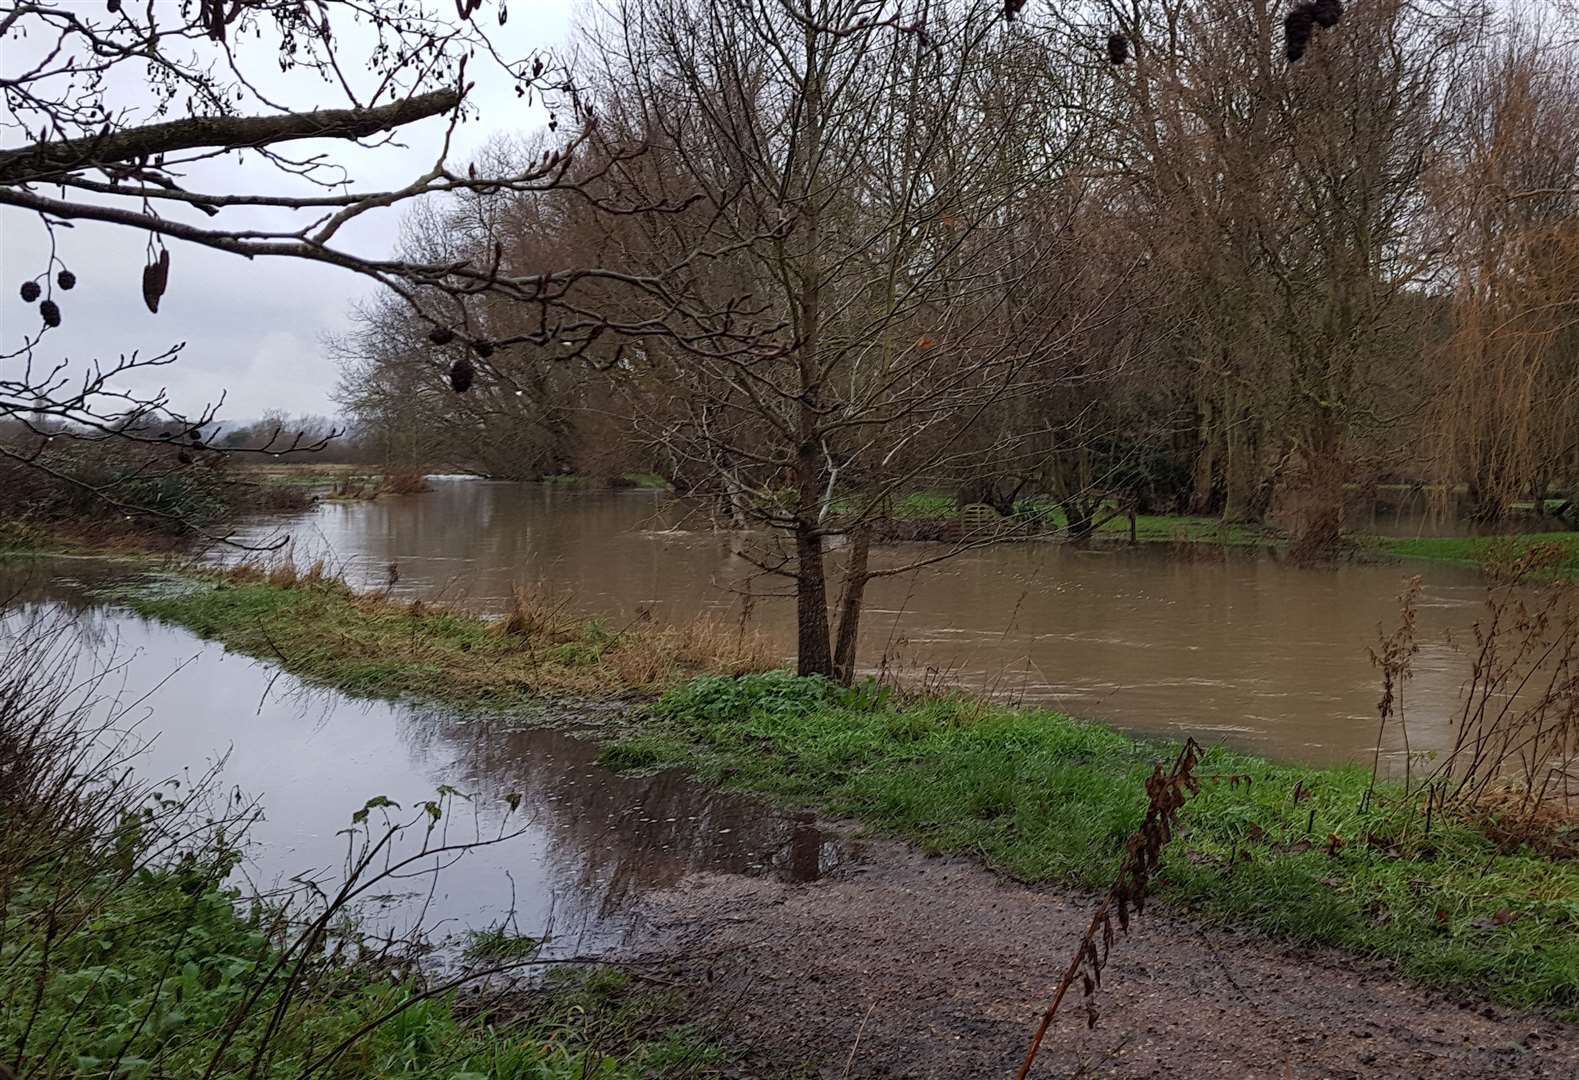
xmin=1187 ymin=397 xmax=1220 ymax=516
xmin=795 ymin=519 xmax=833 ymax=678
xmin=1291 ymin=412 xmax=1346 ymax=559
xmin=1222 ymin=400 xmax=1260 ymax=524
xmin=831 ymin=526 xmax=871 ymax=685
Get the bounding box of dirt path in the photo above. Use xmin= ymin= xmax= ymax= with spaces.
xmin=626 ymin=833 xmax=1576 ymax=1079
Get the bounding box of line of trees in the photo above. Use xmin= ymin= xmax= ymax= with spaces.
xmin=334 ymin=0 xmax=1579 ymax=673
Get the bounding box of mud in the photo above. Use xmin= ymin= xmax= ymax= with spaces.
xmin=629 ymin=834 xmax=1577 ymax=1079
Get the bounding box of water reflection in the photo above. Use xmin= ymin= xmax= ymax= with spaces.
xmin=0 ymin=561 xmax=859 ymax=946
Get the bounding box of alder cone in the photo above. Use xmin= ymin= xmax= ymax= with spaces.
xmin=1285 ymin=6 xmax=1315 ymax=62
xmin=57 ymin=270 xmax=76 ymax=290
xmin=1107 ymin=33 xmax=1130 ymax=65
xmin=449 ymin=357 xmax=476 ymax=394
xmin=39 ymin=299 xmax=61 ymax=327
xmin=19 ymin=281 xmax=40 ymax=303
xmin=471 ymin=339 xmax=495 ymax=358
xmin=428 ymin=326 xmax=456 ymax=346
xmin=142 ymin=248 xmax=171 ymax=313
xmin=1311 ymin=0 xmax=1343 ymax=28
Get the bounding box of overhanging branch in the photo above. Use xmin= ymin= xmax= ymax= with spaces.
xmin=0 ymin=89 xmax=463 ymax=186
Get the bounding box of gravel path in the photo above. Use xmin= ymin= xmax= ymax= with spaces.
xmin=628 ymin=835 xmax=1577 ymax=1079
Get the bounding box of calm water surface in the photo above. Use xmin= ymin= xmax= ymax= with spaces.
xmin=1 ymin=562 xmax=852 ymax=951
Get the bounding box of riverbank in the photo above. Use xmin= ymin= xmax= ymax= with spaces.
xmin=0 ymin=855 xmax=722 ymax=1078
xmin=0 ymin=604 xmax=731 ymax=1079
xmin=113 ymin=568 xmax=1579 ymax=1015
xmin=1372 ymin=532 xmax=1579 ymax=575
xmin=120 ymin=563 xmax=773 ymax=699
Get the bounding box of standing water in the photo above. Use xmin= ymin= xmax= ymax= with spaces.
xmin=0 ymin=560 xmax=854 ymax=948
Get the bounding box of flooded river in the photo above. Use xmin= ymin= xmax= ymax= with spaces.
xmin=236 ymin=479 xmax=1492 ymax=764
xmin=1 ymin=481 xmax=1531 ymax=942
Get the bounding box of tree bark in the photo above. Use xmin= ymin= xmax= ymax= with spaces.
xmin=795 ymin=519 xmax=833 ymax=677
xmin=831 ymin=525 xmax=871 ymax=686
xmin=0 ymin=89 xmax=462 ymax=186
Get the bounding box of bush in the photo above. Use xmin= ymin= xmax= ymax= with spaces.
xmin=0 ymin=436 xmax=310 ymax=543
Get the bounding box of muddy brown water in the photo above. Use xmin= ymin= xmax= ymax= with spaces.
xmin=232 ymin=478 xmax=1500 ymax=765
xmin=0 ymin=483 xmax=1545 ymax=950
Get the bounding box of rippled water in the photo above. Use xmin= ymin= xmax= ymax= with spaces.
xmin=232 ymin=479 xmax=1497 ymax=764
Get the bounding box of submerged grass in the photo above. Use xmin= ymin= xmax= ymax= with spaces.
xmin=602 ymin=673 xmax=1579 ymax=1013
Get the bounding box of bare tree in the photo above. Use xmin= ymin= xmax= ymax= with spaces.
xmin=567 ymin=0 xmax=1122 ymax=679
xmin=1425 ymin=14 xmax=1579 ymax=521
xmin=0 ymin=0 xmax=678 ymax=536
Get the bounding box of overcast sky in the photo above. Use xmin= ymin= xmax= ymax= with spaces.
xmin=2 ymin=1 xmax=577 ymax=426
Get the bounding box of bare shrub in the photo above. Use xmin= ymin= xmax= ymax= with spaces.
xmin=1432 ymin=545 xmax=1578 ymax=828
xmin=1015 ymin=740 xmax=1212 ymax=1078
xmin=379 ymin=469 xmax=432 ymax=495
xmin=1365 ymin=576 xmax=1423 ymax=804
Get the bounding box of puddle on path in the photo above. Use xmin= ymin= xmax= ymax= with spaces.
xmin=0 ymin=559 xmax=862 ymax=954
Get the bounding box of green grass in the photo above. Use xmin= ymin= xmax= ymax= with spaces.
xmin=540 ymin=473 xmax=671 ymax=489
xmin=880 ymin=492 xmax=1276 ymax=544
xmin=114 ymin=567 xmax=769 ymax=701
xmin=599 ymin=672 xmax=1579 ymax=1013
xmin=1 ymin=855 xmax=722 ymax=1078
xmin=1372 ymin=532 xmax=1579 ymax=576
xmin=118 ymin=572 xmax=1579 ymax=1012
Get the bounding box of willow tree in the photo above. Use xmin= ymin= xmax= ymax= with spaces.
xmin=1427 ymin=19 xmax=1579 ymax=521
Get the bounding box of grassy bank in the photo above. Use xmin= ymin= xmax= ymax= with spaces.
xmin=120 ymin=565 xmax=774 ymax=700
xmin=115 ymin=571 xmax=1579 ymax=1014
xmin=1374 ymin=532 xmax=1579 ymax=575
xmin=884 ymin=491 xmax=1579 ymax=572
xmin=1 ymin=855 xmax=720 ymax=1078
xmin=603 ymin=673 xmax=1579 ymax=1013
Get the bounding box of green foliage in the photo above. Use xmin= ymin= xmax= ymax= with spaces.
xmin=649 ymin=670 xmax=861 ymax=726
xmin=612 ymin=674 xmax=1579 ymax=1011
xmin=1 ymin=833 xmax=724 ymax=1079
xmin=1376 ymin=532 xmax=1579 ymax=576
